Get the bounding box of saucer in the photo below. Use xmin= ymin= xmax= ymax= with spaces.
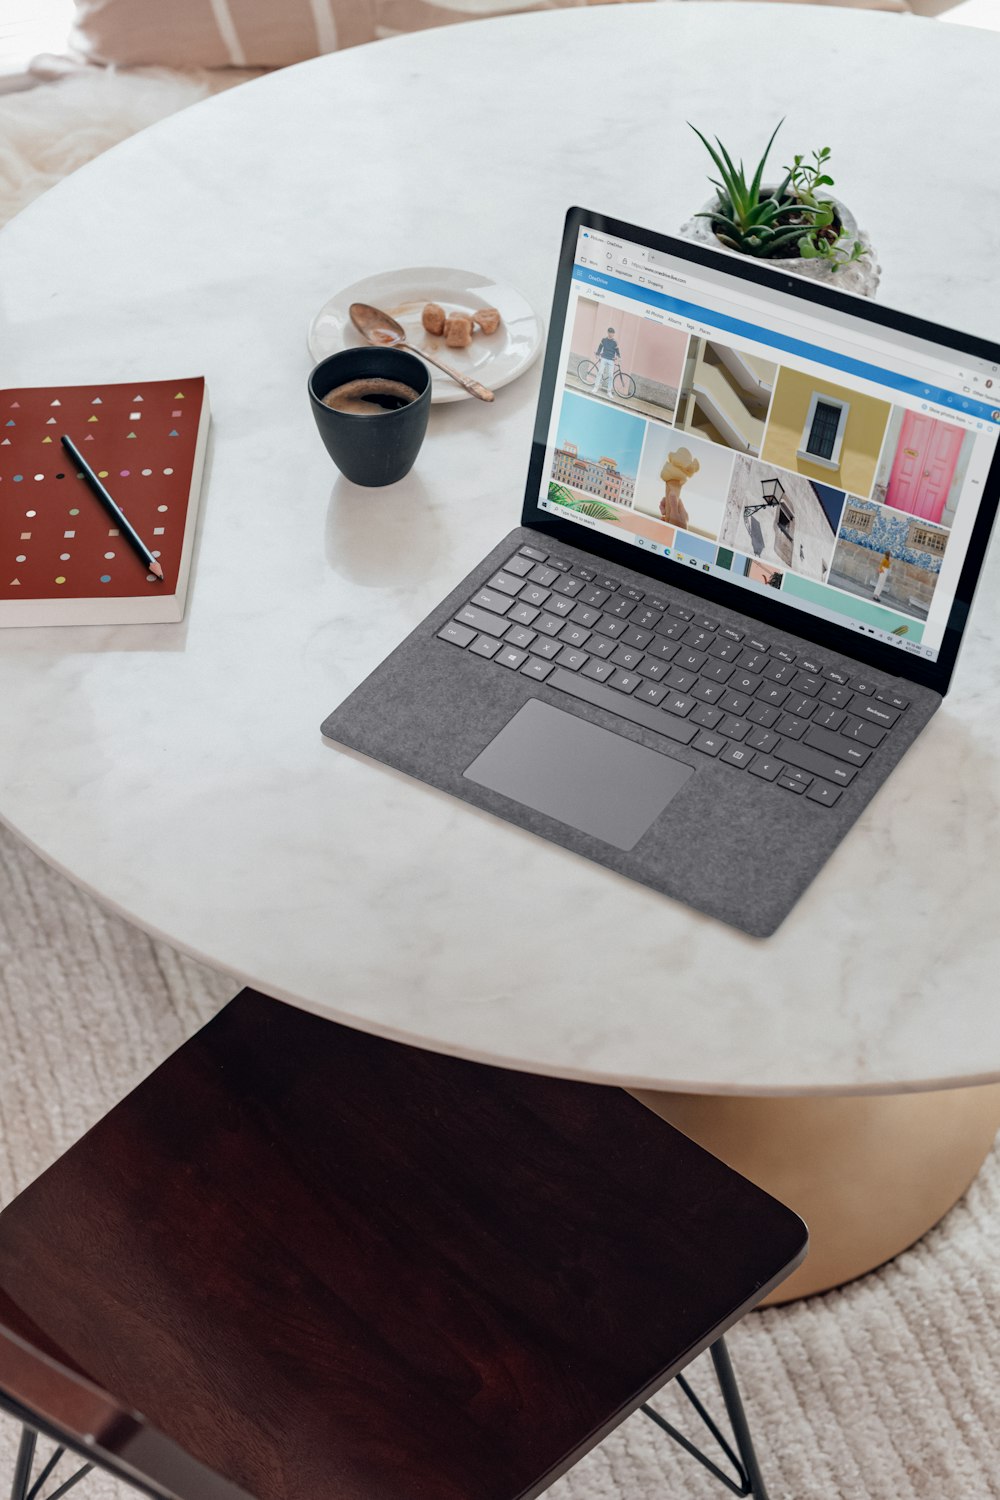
xmin=308 ymin=267 xmax=545 ymax=404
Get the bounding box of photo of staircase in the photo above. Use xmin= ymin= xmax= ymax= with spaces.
xmin=673 ymin=338 xmax=776 ymax=455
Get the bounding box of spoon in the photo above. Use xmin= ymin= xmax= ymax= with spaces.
xmin=349 ymin=302 xmax=496 ymax=403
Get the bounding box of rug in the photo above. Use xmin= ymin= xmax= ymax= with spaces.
xmin=1 ymin=819 xmax=999 ymax=1500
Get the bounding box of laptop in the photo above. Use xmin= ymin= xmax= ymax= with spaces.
xmin=322 ymin=207 xmax=1000 ymax=937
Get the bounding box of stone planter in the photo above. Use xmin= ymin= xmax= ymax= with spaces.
xmin=678 ymin=192 xmax=881 ymax=299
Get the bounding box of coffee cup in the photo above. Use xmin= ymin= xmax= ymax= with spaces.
xmin=308 ymin=348 xmax=431 ymax=487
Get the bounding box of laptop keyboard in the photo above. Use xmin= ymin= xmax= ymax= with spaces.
xmin=437 ymin=543 xmax=909 ymax=808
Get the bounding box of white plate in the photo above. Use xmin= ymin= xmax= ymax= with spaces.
xmin=307 ymin=267 xmax=545 ymax=404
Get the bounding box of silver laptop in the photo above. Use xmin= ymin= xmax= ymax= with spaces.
xmin=322 ymin=207 xmax=1000 ymax=936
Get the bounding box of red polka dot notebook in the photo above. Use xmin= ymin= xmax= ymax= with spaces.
xmin=0 ymin=378 xmax=210 ymax=626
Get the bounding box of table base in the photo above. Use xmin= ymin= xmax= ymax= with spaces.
xmin=630 ymin=1083 xmax=1000 ymax=1303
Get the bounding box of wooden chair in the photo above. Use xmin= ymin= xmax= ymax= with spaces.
xmin=0 ymin=989 xmax=806 ymax=1500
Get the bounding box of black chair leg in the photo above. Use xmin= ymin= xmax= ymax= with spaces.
xmin=6 ymin=1427 xmax=92 ymax=1500
xmin=639 ymin=1335 xmax=771 ymax=1498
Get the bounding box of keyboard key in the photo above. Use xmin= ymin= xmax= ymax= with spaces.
xmin=746 ymin=701 xmax=780 ymax=728
xmin=720 ymin=690 xmax=751 ymax=716
xmin=520 ymin=656 xmax=554 ymax=681
xmin=691 ymin=702 xmax=723 ymax=729
xmin=684 ymin=627 xmax=715 ymax=652
xmin=773 ymin=646 xmax=796 ymax=664
xmin=807 ymin=780 xmax=842 ymax=807
xmin=819 ymin=681 xmax=853 ymax=710
xmin=776 ymin=714 xmax=809 ymax=740
xmin=621 ymin=585 xmax=645 ymax=603
xmin=799 ymin=657 xmax=824 ymax=676
xmin=557 ymin=647 xmax=590 ymax=672
xmin=745 ymin=726 xmax=780 ymax=754
xmin=719 ymin=625 xmax=745 ymax=643
xmin=781 ymin=766 xmax=813 ymax=785
xmin=639 ymin=657 xmax=669 ymax=681
xmin=546 ymin=595 xmax=576 ymax=617
xmin=470 ymin=634 xmax=503 ymax=658
xmin=709 ymin=637 xmax=743 ymax=661
xmin=850 ymin=697 xmax=899 ymax=729
xmin=695 ymin=615 xmax=719 ymax=632
xmin=812 ymin=704 xmax=845 ymax=731
xmin=692 ymin=730 xmax=726 ymax=757
xmin=718 ymin=715 xmax=751 ymax=741
xmin=552 ymin=574 xmax=584 ymax=597
xmin=570 ymin=603 xmax=602 ymax=628
xmin=692 ymin=680 xmax=725 ymax=704
xmin=528 ymin=564 xmax=558 ymax=586
xmin=580 ymin=585 xmax=610 ymax=609
xmin=590 ymin=636 xmax=617 ymax=659
xmin=488 ymin=571 xmax=525 ymax=595
xmin=792 ymin=673 xmax=823 ymax=697
xmin=841 ymin=716 xmax=886 ymax=748
xmin=729 ymin=671 xmax=761 ymax=696
xmin=571 ymin=564 xmax=596 ymax=581
xmin=806 ymin=724 xmax=871 ymax=765
xmin=763 ymin=660 xmax=797 ymax=685
xmin=503 ymin=553 xmax=535 ymax=576
xmin=581 ymin=658 xmax=615 ymax=682
xmin=646 ymin=594 xmax=670 ymax=612
xmin=596 ymin=575 xmax=619 ymax=592
xmin=776 ymin=738 xmax=857 ymax=786
xmin=622 ymin=625 xmax=654 ymax=650
xmin=610 ymin=669 xmax=642 ymax=694
xmin=549 ymin=669 xmax=698 ymax=745
xmin=747 ymin=636 xmax=769 ymax=654
xmin=508 ymin=602 xmax=540 ymax=627
xmin=850 ymin=678 xmax=875 ymax=696
xmin=611 ymin=644 xmax=644 ymax=669
xmin=720 ymin=743 xmax=753 ymax=769
xmin=657 ymin=618 xmax=690 ymax=641
xmin=633 ymin=607 xmax=664 ymax=631
xmin=783 ymin=693 xmax=816 ymax=720
xmin=546 ymin=556 xmax=570 ymax=572
xmin=530 ymin=635 xmax=562 ymax=660
xmin=506 ymin=624 xmax=537 ymax=649
xmin=438 ymin=620 xmax=477 ymax=648
xmin=496 ymin=645 xmax=527 ymax=670
xmin=666 ymin=666 xmax=697 ymax=692
xmin=662 ymin=691 xmax=695 ymax=717
xmin=669 ymin=603 xmax=694 ymax=620
xmin=607 ymin=595 xmax=636 ymax=618
xmin=824 ymin=666 xmax=850 ymax=685
xmin=876 ymin=687 xmax=909 ymax=710
xmin=559 ymin=623 xmax=592 ymax=648
xmin=456 ymin=604 xmax=510 ymax=637
xmin=636 ymin=681 xmax=667 ymax=705
xmin=777 ymin=775 xmax=806 ymax=794
xmin=748 ymin=755 xmax=782 ymax=782
xmin=595 ymin=615 xmax=626 ymax=639
xmin=649 ymin=638 xmax=681 ymax=661
xmin=520 ymin=583 xmax=551 ymax=608
xmin=675 ymin=648 xmax=705 ymax=673
xmin=702 ymin=659 xmax=734 ymax=684
xmin=755 ymin=683 xmax=789 ymax=708
xmin=534 ymin=613 xmax=564 ymax=637
xmin=737 ymin=650 xmax=768 ymax=674
xmin=518 ymin=545 xmax=548 ymax=562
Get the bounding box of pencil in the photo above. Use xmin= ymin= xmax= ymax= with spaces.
xmin=60 ymin=434 xmax=164 ymax=583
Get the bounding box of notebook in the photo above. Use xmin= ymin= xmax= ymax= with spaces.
xmin=0 ymin=378 xmax=210 ymax=626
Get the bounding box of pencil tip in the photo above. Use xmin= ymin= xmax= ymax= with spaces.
xmin=150 ymin=562 xmax=165 ymax=581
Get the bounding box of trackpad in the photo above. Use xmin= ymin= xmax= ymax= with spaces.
xmin=464 ymin=698 xmax=693 ymax=851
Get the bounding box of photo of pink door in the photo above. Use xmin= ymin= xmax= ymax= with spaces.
xmin=885 ymin=411 xmax=964 ymax=524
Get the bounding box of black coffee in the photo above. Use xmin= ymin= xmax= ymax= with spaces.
xmin=322 ymin=377 xmax=419 ymax=416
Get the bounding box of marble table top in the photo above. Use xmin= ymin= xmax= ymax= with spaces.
xmin=2 ymin=3 xmax=999 ymax=1095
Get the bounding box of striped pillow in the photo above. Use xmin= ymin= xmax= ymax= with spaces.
xmin=67 ymin=0 xmax=593 ymax=69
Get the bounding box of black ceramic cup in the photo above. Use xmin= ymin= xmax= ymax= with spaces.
xmin=308 ymin=348 xmax=432 ymax=487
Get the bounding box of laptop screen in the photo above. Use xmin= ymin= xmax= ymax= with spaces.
xmin=528 ymin=217 xmax=1000 ymax=676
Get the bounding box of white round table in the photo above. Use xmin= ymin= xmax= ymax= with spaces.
xmin=3 ymin=3 xmax=1000 ymax=1298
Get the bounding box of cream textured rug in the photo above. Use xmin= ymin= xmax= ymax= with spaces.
xmin=2 ymin=818 xmax=1000 ymax=1500
xmin=3 ymin=46 xmax=1000 ymax=1500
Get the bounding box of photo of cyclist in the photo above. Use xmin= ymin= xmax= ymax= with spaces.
xmin=593 ymin=327 xmax=621 ymax=398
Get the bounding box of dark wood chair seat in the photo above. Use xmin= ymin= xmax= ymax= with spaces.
xmin=0 ymin=990 xmax=806 ymax=1500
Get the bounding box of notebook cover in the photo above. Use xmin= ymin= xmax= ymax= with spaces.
xmin=0 ymin=378 xmax=210 ymax=626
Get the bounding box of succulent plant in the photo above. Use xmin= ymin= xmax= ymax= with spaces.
xmin=689 ymin=122 xmax=866 ymax=269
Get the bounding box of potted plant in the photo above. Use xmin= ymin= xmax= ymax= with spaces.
xmin=679 ymin=121 xmax=880 ymax=297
